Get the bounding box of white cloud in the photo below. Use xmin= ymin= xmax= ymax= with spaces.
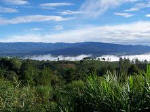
xmin=124 ymin=8 xmax=139 ymax=12
xmin=59 ymin=10 xmax=83 ymax=15
xmin=31 ymin=28 xmax=42 ymax=31
xmin=0 ymin=15 xmax=71 ymax=25
xmin=26 ymin=53 xmax=150 ymax=61
xmin=146 ymin=14 xmax=150 ymax=17
xmin=114 ymin=12 xmax=134 ymax=18
xmin=97 ymin=53 xmax=150 ymax=62
xmin=2 ymin=21 xmax=150 ymax=45
xmin=3 ymin=0 xmax=28 ymax=5
xmin=125 ymin=2 xmax=150 ymax=12
xmin=26 ymin=54 xmax=91 ymax=61
xmin=0 ymin=7 xmax=18 ymax=13
xmin=40 ymin=3 xmax=73 ymax=9
xmin=80 ymin=0 xmax=138 ymax=17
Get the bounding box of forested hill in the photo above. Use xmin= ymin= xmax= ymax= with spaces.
xmin=0 ymin=42 xmax=150 ymax=56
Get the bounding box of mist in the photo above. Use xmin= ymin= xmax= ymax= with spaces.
xmin=25 ymin=54 xmax=92 ymax=61
xmin=25 ymin=53 xmax=150 ymax=62
xmin=97 ymin=53 xmax=150 ymax=62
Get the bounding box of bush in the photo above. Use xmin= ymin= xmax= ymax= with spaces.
xmin=35 ymin=85 xmax=53 ymax=102
xmin=57 ymin=72 xmax=150 ymax=112
xmin=0 ymin=78 xmax=37 ymax=111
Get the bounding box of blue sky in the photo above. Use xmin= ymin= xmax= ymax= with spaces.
xmin=0 ymin=0 xmax=150 ymax=45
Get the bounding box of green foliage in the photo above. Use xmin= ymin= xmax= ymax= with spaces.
xmin=57 ymin=73 xmax=150 ymax=112
xmin=147 ymin=64 xmax=150 ymax=74
xmin=0 ymin=58 xmax=21 ymax=73
xmin=0 ymin=78 xmax=37 ymax=112
xmin=0 ymin=57 xmax=149 ymax=112
xmin=63 ymin=68 xmax=76 ymax=83
xmin=128 ymin=64 xmax=140 ymax=75
xmin=35 ymin=85 xmax=53 ymax=102
xmin=20 ymin=61 xmax=39 ymax=85
xmin=36 ymin=67 xmax=52 ymax=86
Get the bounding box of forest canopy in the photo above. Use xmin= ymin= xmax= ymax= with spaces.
xmin=0 ymin=57 xmax=149 ymax=112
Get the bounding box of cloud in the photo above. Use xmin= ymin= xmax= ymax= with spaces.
xmin=98 ymin=53 xmax=150 ymax=62
xmin=40 ymin=3 xmax=73 ymax=9
xmin=146 ymin=14 xmax=150 ymax=17
xmin=31 ymin=28 xmax=42 ymax=31
xmin=0 ymin=15 xmax=71 ymax=25
xmin=3 ymin=0 xmax=28 ymax=5
xmin=26 ymin=54 xmax=91 ymax=61
xmin=26 ymin=53 xmax=150 ymax=61
xmin=2 ymin=21 xmax=150 ymax=45
xmin=80 ymin=0 xmax=138 ymax=17
xmin=114 ymin=12 xmax=134 ymax=18
xmin=125 ymin=2 xmax=150 ymax=12
xmin=59 ymin=10 xmax=83 ymax=15
xmin=0 ymin=6 xmax=18 ymax=13
xmin=145 ymin=14 xmax=150 ymax=17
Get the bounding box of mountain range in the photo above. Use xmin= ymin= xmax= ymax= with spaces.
xmin=0 ymin=42 xmax=150 ymax=56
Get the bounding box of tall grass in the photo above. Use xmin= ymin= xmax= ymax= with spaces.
xmin=58 ymin=65 xmax=150 ymax=112
xmin=0 ymin=79 xmax=57 ymax=112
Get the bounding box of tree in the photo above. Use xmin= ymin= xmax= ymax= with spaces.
xmin=128 ymin=64 xmax=139 ymax=75
xmin=36 ymin=67 xmax=52 ymax=86
xmin=20 ymin=61 xmax=38 ymax=85
xmin=63 ymin=68 xmax=75 ymax=83
xmin=0 ymin=58 xmax=21 ymax=73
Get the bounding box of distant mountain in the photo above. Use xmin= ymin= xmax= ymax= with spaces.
xmin=0 ymin=42 xmax=150 ymax=56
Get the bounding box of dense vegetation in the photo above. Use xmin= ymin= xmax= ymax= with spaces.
xmin=0 ymin=57 xmax=150 ymax=112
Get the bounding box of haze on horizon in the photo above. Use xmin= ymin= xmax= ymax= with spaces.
xmin=0 ymin=0 xmax=150 ymax=45
xmin=26 ymin=53 xmax=150 ymax=62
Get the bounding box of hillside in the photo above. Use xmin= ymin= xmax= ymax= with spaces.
xmin=0 ymin=42 xmax=150 ymax=56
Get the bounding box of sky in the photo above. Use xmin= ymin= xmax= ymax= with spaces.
xmin=0 ymin=0 xmax=150 ymax=45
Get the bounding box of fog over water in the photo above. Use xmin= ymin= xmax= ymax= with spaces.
xmin=25 ymin=54 xmax=92 ymax=61
xmin=97 ymin=54 xmax=150 ymax=62
xmin=25 ymin=53 xmax=150 ymax=62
